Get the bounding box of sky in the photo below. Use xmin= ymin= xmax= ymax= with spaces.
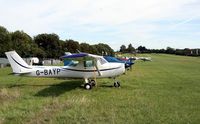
xmin=0 ymin=0 xmax=199 ymax=50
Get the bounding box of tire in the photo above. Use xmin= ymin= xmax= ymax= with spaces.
xmin=90 ymin=80 xmax=96 ymax=86
xmin=114 ymin=81 xmax=120 ymax=87
xmin=84 ymin=83 xmax=92 ymax=90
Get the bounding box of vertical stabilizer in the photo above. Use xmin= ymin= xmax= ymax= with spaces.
xmin=5 ymin=51 xmax=32 ymax=73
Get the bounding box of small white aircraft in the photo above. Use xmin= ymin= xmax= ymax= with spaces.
xmin=132 ymin=57 xmax=152 ymax=61
xmin=5 ymin=51 xmax=125 ymax=90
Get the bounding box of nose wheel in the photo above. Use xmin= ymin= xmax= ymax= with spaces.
xmin=114 ymin=81 xmax=120 ymax=87
xmin=90 ymin=79 xmax=96 ymax=87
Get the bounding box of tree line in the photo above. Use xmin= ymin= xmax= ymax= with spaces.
xmin=0 ymin=25 xmax=114 ymax=58
xmin=1 ymin=25 xmax=198 ymax=58
xmin=119 ymin=44 xmax=200 ymax=56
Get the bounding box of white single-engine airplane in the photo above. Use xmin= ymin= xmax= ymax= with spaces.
xmin=5 ymin=51 xmax=125 ymax=90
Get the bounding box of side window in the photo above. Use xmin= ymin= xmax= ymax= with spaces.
xmin=84 ymin=60 xmax=94 ymax=67
xmin=68 ymin=60 xmax=79 ymax=67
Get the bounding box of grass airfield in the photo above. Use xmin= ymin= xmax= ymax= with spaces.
xmin=0 ymin=54 xmax=200 ymax=124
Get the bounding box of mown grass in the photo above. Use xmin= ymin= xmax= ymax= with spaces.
xmin=0 ymin=54 xmax=200 ymax=124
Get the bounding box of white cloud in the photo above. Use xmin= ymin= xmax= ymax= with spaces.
xmin=0 ymin=0 xmax=199 ymax=50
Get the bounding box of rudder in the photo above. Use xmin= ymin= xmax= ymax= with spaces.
xmin=5 ymin=51 xmax=32 ymax=73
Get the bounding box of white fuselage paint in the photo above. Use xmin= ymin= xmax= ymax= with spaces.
xmin=22 ymin=62 xmax=125 ymax=79
xmin=5 ymin=51 xmax=125 ymax=80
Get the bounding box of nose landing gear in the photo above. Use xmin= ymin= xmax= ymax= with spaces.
xmin=114 ymin=81 xmax=120 ymax=87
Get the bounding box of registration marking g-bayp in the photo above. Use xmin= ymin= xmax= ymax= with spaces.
xmin=36 ymin=68 xmax=61 ymax=76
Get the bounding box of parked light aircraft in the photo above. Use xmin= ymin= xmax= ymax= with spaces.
xmin=103 ymin=56 xmax=134 ymax=69
xmin=132 ymin=57 xmax=152 ymax=61
xmin=5 ymin=51 xmax=125 ymax=90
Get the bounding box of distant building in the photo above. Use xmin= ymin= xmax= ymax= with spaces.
xmin=0 ymin=58 xmax=9 ymax=68
xmin=189 ymin=49 xmax=199 ymax=56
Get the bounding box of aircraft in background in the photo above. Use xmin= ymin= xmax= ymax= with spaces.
xmin=5 ymin=51 xmax=125 ymax=90
xmin=138 ymin=57 xmax=152 ymax=61
xmin=103 ymin=56 xmax=134 ymax=70
xmin=131 ymin=57 xmax=152 ymax=61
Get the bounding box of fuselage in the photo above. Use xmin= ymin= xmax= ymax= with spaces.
xmin=5 ymin=51 xmax=125 ymax=79
xmin=23 ymin=62 xmax=125 ymax=79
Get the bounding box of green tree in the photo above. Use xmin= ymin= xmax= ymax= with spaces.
xmin=30 ymin=43 xmax=46 ymax=58
xmin=79 ymin=42 xmax=98 ymax=54
xmin=64 ymin=39 xmax=80 ymax=53
xmin=90 ymin=45 xmax=99 ymax=54
xmin=94 ymin=43 xmax=114 ymax=56
xmin=137 ymin=46 xmax=147 ymax=53
xmin=119 ymin=45 xmax=126 ymax=53
xmin=10 ymin=30 xmax=33 ymax=57
xmin=166 ymin=47 xmax=175 ymax=54
xmin=59 ymin=40 xmax=67 ymax=54
xmin=127 ymin=44 xmax=135 ymax=53
xmin=0 ymin=26 xmax=12 ymax=57
xmin=80 ymin=43 xmax=91 ymax=53
xmin=34 ymin=33 xmax=63 ymax=58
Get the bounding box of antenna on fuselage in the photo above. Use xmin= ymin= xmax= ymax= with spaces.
xmin=76 ymin=49 xmax=81 ymax=53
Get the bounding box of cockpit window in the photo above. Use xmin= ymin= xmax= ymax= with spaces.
xmin=84 ymin=60 xmax=94 ymax=67
xmin=67 ymin=60 xmax=79 ymax=67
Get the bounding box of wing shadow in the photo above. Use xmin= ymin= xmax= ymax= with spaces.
xmin=97 ymin=81 xmax=114 ymax=88
xmin=1 ymin=80 xmax=83 ymax=97
xmin=35 ymin=80 xmax=82 ymax=97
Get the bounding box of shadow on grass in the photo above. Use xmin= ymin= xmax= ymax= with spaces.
xmin=0 ymin=80 xmax=83 ymax=97
xmin=35 ymin=80 xmax=82 ymax=97
xmin=99 ymin=84 xmax=113 ymax=88
xmin=98 ymin=81 xmax=114 ymax=88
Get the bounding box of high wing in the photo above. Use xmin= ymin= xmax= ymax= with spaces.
xmin=61 ymin=53 xmax=102 ymax=59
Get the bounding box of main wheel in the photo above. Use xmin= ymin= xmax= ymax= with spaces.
xmin=84 ymin=83 xmax=92 ymax=90
xmin=114 ymin=81 xmax=120 ymax=87
xmin=90 ymin=79 xmax=96 ymax=86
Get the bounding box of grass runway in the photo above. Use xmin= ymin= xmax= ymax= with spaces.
xmin=0 ymin=54 xmax=200 ymax=124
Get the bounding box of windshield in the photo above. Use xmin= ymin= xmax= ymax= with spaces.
xmin=104 ymin=56 xmax=123 ymax=63
xmin=99 ymin=58 xmax=107 ymax=65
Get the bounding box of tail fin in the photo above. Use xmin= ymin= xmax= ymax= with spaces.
xmin=5 ymin=51 xmax=32 ymax=74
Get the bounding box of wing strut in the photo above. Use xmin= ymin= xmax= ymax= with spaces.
xmin=94 ymin=60 xmax=101 ymax=76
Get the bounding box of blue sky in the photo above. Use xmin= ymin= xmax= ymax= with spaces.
xmin=0 ymin=0 xmax=199 ymax=50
